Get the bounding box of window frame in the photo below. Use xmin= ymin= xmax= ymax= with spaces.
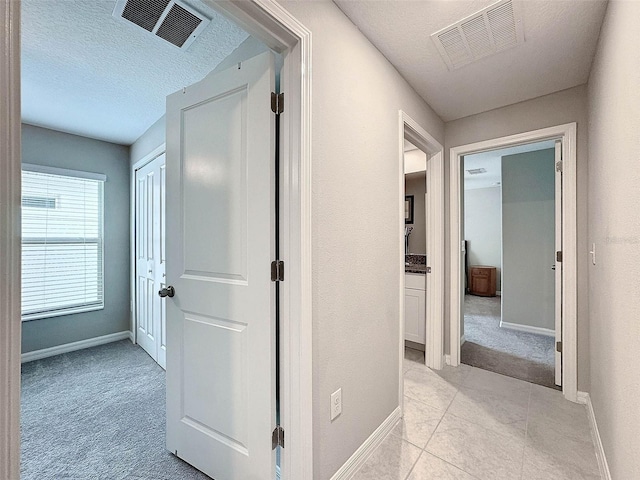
xmin=21 ymin=164 xmax=106 ymax=321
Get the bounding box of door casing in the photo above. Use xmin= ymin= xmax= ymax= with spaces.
xmin=448 ymin=123 xmax=578 ymax=403
xmin=0 ymin=1 xmax=313 ymax=479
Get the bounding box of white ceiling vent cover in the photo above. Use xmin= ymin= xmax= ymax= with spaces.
xmin=113 ymin=0 xmax=211 ymax=50
xmin=431 ymin=0 xmax=524 ymax=71
xmin=466 ymin=168 xmax=487 ymax=175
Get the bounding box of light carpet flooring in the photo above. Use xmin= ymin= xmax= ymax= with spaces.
xmin=353 ymin=348 xmax=599 ymax=480
xmin=461 ymin=295 xmax=557 ymax=388
xmin=21 ymin=340 xmax=210 ymax=480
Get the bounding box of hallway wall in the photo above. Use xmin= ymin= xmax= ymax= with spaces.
xmin=587 ymin=0 xmax=640 ymax=477
xmin=280 ymin=2 xmax=445 ymax=478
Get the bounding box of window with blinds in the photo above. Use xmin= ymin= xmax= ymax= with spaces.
xmin=21 ymin=165 xmax=105 ymax=321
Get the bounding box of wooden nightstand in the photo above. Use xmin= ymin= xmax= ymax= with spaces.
xmin=469 ymin=265 xmax=497 ymax=297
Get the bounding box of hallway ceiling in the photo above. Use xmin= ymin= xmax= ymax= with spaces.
xmin=334 ymin=0 xmax=608 ymax=121
xmin=21 ymin=0 xmax=249 ymax=145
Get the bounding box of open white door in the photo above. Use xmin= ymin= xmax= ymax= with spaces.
xmin=554 ymin=140 xmax=563 ymax=386
xmin=165 ymin=51 xmax=276 ymax=479
xmin=135 ymin=153 xmax=167 ymax=369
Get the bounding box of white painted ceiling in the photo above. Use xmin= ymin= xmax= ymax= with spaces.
xmin=463 ymin=139 xmax=554 ymax=189
xmin=21 ymin=0 xmax=249 ymax=145
xmin=334 ymin=0 xmax=608 ymax=121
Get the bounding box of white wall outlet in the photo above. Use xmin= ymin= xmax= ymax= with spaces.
xmin=330 ymin=388 xmax=342 ymax=421
xmin=590 ymin=242 xmax=596 ymax=265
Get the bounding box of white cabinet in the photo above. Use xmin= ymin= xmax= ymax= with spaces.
xmin=405 ymin=273 xmax=426 ymax=345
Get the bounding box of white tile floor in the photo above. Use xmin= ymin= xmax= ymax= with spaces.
xmin=353 ymin=349 xmax=600 ymax=480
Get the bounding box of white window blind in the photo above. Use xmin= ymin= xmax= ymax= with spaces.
xmin=21 ymin=167 xmax=105 ymax=321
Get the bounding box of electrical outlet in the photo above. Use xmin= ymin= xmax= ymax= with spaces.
xmin=330 ymin=388 xmax=342 ymax=421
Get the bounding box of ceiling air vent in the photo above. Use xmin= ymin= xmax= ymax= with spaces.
xmin=431 ymin=0 xmax=524 ymax=70
xmin=466 ymin=168 xmax=487 ymax=175
xmin=113 ymin=0 xmax=210 ymax=50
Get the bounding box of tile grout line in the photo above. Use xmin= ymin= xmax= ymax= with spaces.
xmin=421 ymin=373 xmax=489 ymax=480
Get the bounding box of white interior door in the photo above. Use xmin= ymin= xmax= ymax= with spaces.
xmin=135 ymin=153 xmax=166 ymax=368
xmin=165 ymin=51 xmax=276 ymax=480
xmin=554 ymin=140 xmax=563 ymax=386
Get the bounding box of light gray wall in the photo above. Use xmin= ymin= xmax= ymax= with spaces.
xmin=444 ymin=84 xmax=590 ymax=391
xmin=280 ymin=2 xmax=445 ymax=478
xmin=501 ymin=150 xmax=555 ymax=330
xmin=464 ymin=186 xmax=502 ymax=289
xmin=405 ymin=172 xmax=426 ymax=254
xmin=587 ymin=1 xmax=640 ymax=477
xmin=21 ymin=124 xmax=130 ymax=352
xmin=130 ymin=36 xmax=270 ymax=166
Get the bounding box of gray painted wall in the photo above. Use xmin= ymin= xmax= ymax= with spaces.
xmin=405 ymin=172 xmax=426 ymax=254
xmin=464 ymin=186 xmax=502 ymax=290
xmin=279 ymin=2 xmax=445 ymax=478
xmin=445 ymin=84 xmax=590 ymax=391
xmin=501 ymin=149 xmax=555 ymax=330
xmin=587 ymin=1 xmax=640 ymax=477
xmin=21 ymin=124 xmax=130 ymax=353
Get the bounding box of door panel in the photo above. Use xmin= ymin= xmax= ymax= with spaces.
xmin=136 ymin=162 xmax=157 ymax=359
xmin=158 ymin=162 xmax=167 ymax=369
xmin=554 ymin=141 xmax=563 ymax=386
xmin=166 ymin=51 xmax=276 ymax=480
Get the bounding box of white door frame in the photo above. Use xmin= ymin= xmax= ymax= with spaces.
xmin=0 ymin=1 xmax=313 ymax=479
xmin=399 ymin=111 xmax=445 ymax=400
xmin=130 ymin=143 xmax=167 ymax=346
xmin=448 ymin=123 xmax=578 ymax=403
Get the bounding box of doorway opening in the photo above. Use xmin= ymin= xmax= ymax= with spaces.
xmin=449 ymin=123 xmax=578 ymax=402
xmin=5 ymin=1 xmax=314 ymax=479
xmin=398 ymin=112 xmax=444 ymax=396
xmin=461 ymin=140 xmax=559 ymax=388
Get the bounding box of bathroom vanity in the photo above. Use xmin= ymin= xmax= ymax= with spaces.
xmin=405 ymin=270 xmax=426 ymax=346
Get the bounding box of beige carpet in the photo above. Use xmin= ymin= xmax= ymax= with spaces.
xmin=461 ymin=295 xmax=558 ymax=389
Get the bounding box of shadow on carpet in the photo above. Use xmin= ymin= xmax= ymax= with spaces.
xmin=461 ymin=341 xmax=558 ymax=389
xmin=21 ymin=340 xmax=211 ymax=480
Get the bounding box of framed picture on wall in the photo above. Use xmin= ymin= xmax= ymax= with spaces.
xmin=405 ymin=195 xmax=414 ymax=224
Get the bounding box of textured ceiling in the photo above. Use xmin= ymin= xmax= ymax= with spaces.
xmin=334 ymin=0 xmax=608 ymax=121
xmin=22 ymin=0 xmax=249 ymax=145
xmin=463 ymin=140 xmax=554 ymax=189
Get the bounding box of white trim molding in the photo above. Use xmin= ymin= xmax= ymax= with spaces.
xmin=330 ymin=407 xmax=401 ymax=480
xmin=499 ymin=321 xmax=555 ymax=337
xmin=0 ymin=0 xmax=22 ymax=478
xmin=21 ymin=331 xmax=132 ymax=364
xmin=449 ymin=123 xmax=578 ymax=403
xmin=577 ymin=392 xmax=612 ymax=480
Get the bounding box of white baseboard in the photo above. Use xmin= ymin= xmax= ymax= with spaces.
xmin=128 ymin=330 xmax=135 ymax=343
xmin=577 ymin=391 xmax=611 ymax=480
xmin=445 ymin=354 xmax=451 ymax=366
xmin=21 ymin=331 xmax=131 ymax=363
xmin=330 ymin=406 xmax=401 ymax=480
xmin=499 ymin=320 xmax=555 ymax=337
xmin=460 ymin=335 xmax=466 ymax=346
xmin=497 ymin=290 xmax=502 ymax=296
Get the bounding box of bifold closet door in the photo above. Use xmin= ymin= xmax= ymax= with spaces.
xmin=135 ymin=153 xmax=166 ymax=369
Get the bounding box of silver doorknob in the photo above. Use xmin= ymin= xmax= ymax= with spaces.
xmin=158 ymin=286 xmax=175 ymax=298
